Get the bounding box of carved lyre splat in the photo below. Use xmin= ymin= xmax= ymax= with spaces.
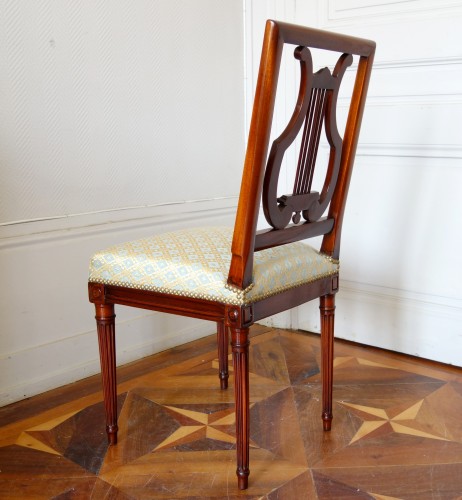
xmin=262 ymin=47 xmax=353 ymax=230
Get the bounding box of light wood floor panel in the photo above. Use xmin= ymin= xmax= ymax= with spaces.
xmin=0 ymin=326 xmax=461 ymax=499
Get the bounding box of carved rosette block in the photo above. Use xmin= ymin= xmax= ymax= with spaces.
xmin=95 ymin=303 xmax=118 ymax=444
xmin=88 ymin=282 xmax=105 ymax=303
xmin=320 ymin=294 xmax=336 ymax=431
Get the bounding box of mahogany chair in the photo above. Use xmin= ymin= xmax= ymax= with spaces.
xmin=88 ymin=20 xmax=375 ymax=490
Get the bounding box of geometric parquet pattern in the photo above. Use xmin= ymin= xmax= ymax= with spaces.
xmin=1 ymin=326 xmax=462 ymax=499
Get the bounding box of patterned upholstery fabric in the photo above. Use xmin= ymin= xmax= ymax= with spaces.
xmin=88 ymin=227 xmax=339 ymax=306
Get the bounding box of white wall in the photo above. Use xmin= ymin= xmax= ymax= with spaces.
xmin=2 ymin=0 xmax=461 ymax=407
xmin=0 ymin=0 xmax=244 ymax=405
xmin=246 ymin=0 xmax=462 ymax=366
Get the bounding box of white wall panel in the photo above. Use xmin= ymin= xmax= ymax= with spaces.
xmin=245 ymin=0 xmax=462 ymax=365
xmin=322 ymin=0 xmax=462 ymax=26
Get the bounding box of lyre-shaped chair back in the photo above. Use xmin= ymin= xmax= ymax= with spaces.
xmin=263 ymin=49 xmax=351 ymax=229
xmin=228 ymin=20 xmax=375 ymax=289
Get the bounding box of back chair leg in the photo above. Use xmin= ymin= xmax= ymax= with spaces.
xmin=320 ymin=294 xmax=336 ymax=431
xmin=231 ymin=326 xmax=250 ymax=490
xmin=217 ymin=322 xmax=229 ymax=389
xmin=95 ymin=303 xmax=118 ymax=445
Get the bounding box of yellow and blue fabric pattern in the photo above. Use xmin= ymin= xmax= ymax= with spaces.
xmin=88 ymin=227 xmax=339 ymax=305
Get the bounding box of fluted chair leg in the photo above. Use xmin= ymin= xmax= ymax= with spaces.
xmin=217 ymin=322 xmax=229 ymax=389
xmin=320 ymin=294 xmax=336 ymax=431
xmin=231 ymin=326 xmax=250 ymax=490
xmin=95 ymin=303 xmax=118 ymax=445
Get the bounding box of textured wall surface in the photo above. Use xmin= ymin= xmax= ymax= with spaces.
xmin=0 ymin=0 xmax=243 ymax=224
xmin=0 ymin=0 xmax=244 ymax=405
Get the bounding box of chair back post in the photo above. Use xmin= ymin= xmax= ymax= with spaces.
xmin=229 ymin=20 xmax=375 ymax=288
xmin=228 ymin=20 xmax=283 ymax=289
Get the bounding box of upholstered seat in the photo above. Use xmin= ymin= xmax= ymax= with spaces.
xmin=89 ymin=226 xmax=339 ymax=306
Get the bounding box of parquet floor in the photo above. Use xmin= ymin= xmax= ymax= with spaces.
xmin=1 ymin=325 xmax=462 ymax=499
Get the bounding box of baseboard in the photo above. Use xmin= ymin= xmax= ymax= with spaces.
xmin=296 ymin=280 xmax=462 ymax=367
xmin=0 ymin=311 xmax=214 ymax=407
xmin=0 ymin=199 xmax=236 ymax=406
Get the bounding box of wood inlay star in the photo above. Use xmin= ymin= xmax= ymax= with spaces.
xmin=153 ymin=405 xmax=256 ymax=451
xmin=340 ymin=399 xmax=450 ymax=445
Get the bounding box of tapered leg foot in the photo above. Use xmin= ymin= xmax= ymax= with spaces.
xmin=320 ymin=294 xmax=336 ymax=432
xmin=322 ymin=414 xmax=332 ymax=431
xmin=107 ymin=424 xmax=118 ymax=445
xmin=95 ymin=303 xmax=118 ymax=445
xmin=231 ymin=326 xmax=250 ymax=490
xmin=237 ymin=472 xmax=249 ymax=490
xmin=217 ymin=322 xmax=229 ymax=390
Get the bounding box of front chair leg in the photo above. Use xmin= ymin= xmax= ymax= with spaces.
xmin=217 ymin=322 xmax=229 ymax=389
xmin=320 ymin=294 xmax=336 ymax=431
xmin=95 ymin=303 xmax=118 ymax=445
xmin=231 ymin=326 xmax=250 ymax=490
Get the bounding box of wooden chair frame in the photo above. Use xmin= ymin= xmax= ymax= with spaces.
xmin=89 ymin=20 xmax=375 ymax=490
